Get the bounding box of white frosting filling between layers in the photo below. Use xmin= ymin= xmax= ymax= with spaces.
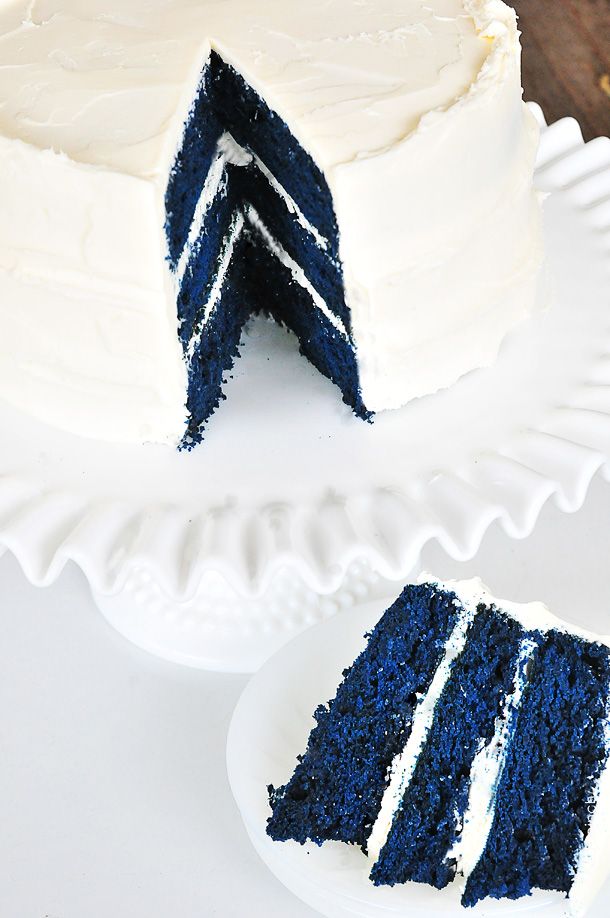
xmin=367 ymin=599 xmax=477 ymax=863
xmin=246 ymin=206 xmax=349 ymax=340
xmin=245 ymin=147 xmax=329 ymax=252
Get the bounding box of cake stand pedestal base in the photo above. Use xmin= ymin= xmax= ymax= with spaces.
xmin=92 ymin=561 xmax=399 ymax=673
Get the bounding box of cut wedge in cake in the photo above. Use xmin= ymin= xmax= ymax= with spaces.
xmin=0 ymin=0 xmax=543 ymax=446
xmin=267 ymin=578 xmax=610 ymax=916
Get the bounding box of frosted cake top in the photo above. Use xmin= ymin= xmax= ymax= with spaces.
xmin=0 ymin=0 xmax=515 ymax=178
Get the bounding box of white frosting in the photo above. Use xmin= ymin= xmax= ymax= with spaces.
xmin=0 ymin=134 xmax=187 ymax=445
xmin=0 ymin=0 xmax=543 ymax=444
xmin=337 ymin=2 xmax=543 ymax=411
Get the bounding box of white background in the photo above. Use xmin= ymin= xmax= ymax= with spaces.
xmin=2 ymin=474 xmax=610 ymax=918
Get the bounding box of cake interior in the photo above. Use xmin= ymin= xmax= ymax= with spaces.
xmin=165 ymin=51 xmax=370 ymax=447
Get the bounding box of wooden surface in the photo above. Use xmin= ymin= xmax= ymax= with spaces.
xmin=512 ymin=0 xmax=610 ymax=140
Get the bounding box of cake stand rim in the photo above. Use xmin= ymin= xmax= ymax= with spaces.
xmin=0 ymin=106 xmax=609 ymax=602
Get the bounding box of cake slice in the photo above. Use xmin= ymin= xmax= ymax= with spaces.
xmin=267 ymin=579 xmax=610 ymax=915
xmin=267 ymin=584 xmax=465 ymax=848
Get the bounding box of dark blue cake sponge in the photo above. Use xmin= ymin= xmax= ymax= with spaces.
xmin=266 ymin=583 xmax=462 ymax=850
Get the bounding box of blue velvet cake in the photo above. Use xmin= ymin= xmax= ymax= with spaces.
xmin=267 ymin=579 xmax=610 ymax=915
xmin=0 ymin=1 xmax=544 ymax=445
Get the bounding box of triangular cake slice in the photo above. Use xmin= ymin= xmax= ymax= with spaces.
xmin=267 ymin=578 xmax=610 ymax=915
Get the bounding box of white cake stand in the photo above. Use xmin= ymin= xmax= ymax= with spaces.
xmin=1 ymin=106 xmax=609 ymax=673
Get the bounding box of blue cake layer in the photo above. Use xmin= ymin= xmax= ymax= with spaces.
xmin=165 ymin=66 xmax=222 ymax=269
xmin=164 ymin=50 xmax=362 ymax=445
xmin=266 ymin=585 xmax=462 ymax=849
xmin=370 ymin=609 xmax=527 ymax=891
xmin=242 ymin=228 xmax=370 ymax=421
xmin=463 ymin=631 xmax=610 ymax=908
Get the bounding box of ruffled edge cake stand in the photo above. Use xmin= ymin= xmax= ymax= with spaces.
xmin=0 ymin=105 xmax=609 ymax=672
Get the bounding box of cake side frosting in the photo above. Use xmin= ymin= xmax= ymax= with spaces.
xmin=0 ymin=133 xmax=188 ymax=443
xmin=431 ymin=575 xmax=610 ymax=642
xmin=333 ymin=1 xmax=543 ymax=411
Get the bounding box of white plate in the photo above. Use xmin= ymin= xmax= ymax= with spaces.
xmin=227 ymin=597 xmax=610 ymax=917
xmin=0 ymin=106 xmax=609 ymax=671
